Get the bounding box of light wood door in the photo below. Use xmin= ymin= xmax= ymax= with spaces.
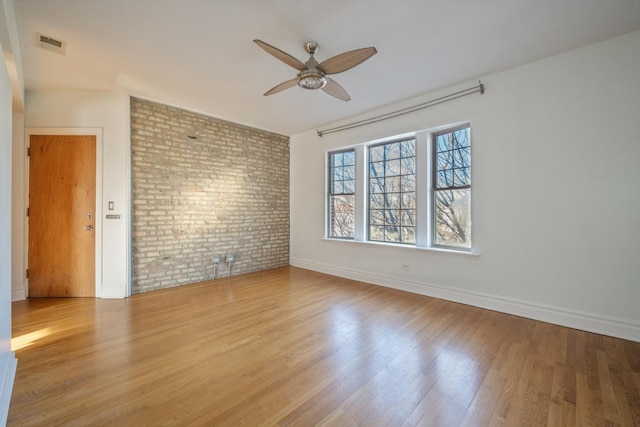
xmin=28 ymin=135 xmax=96 ymax=297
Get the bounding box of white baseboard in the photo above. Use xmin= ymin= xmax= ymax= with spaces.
xmin=291 ymin=258 xmax=640 ymax=343
xmin=11 ymin=288 xmax=25 ymax=302
xmin=0 ymin=352 xmax=17 ymax=426
xmin=100 ymin=287 xmax=127 ymax=299
xmin=12 ymin=285 xmax=128 ymax=299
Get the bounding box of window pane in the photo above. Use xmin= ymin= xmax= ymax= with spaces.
xmin=385 ymin=143 xmax=400 ymax=160
xmin=385 ymin=176 xmax=401 ymax=193
xmin=328 ymin=150 xmax=355 ymax=239
xmin=370 ymin=209 xmax=384 ymax=225
xmin=343 ymin=151 xmax=355 ymax=166
xmin=432 ymin=126 xmax=471 ymax=249
xmin=384 ymin=209 xmax=400 ymax=225
xmin=332 ymin=167 xmax=342 ymax=183
xmin=343 ymin=163 xmax=355 ymax=181
xmin=332 ymin=153 xmax=343 ymax=167
xmin=386 ymin=193 xmax=400 ymax=209
xmin=434 ymin=127 xmax=471 ymax=190
xmin=368 ymin=139 xmax=416 ymax=245
xmin=400 ymin=210 xmax=414 ymax=226
xmin=453 ymin=167 xmax=470 ymax=187
xmin=329 ymin=194 xmax=355 ymax=238
xmin=369 ymin=225 xmax=385 ymax=241
xmin=436 ymin=151 xmax=450 ymax=170
xmin=452 ymin=148 xmax=468 ymax=169
xmin=436 ymin=170 xmax=449 ymax=188
xmin=400 ymin=157 xmax=414 ymax=175
xmin=370 ymin=178 xmax=384 ymax=193
xmin=385 ymin=159 xmax=400 ymax=176
xmin=370 ymin=161 xmax=384 ymax=178
xmin=370 ymin=193 xmax=385 ymax=209
xmin=453 ymin=128 xmax=470 ymax=147
xmin=400 ymin=140 xmax=415 ymax=157
xmin=332 ymin=180 xmax=344 ymax=194
xmin=401 ymin=193 xmax=415 ymax=209
xmin=385 ymin=225 xmax=400 ymax=242
xmin=401 ymin=227 xmax=415 ymax=244
xmin=401 ymin=175 xmax=415 ymax=192
xmin=370 ymin=145 xmax=385 ymax=162
xmin=436 ymin=133 xmax=452 ymax=152
xmin=343 ymin=178 xmax=355 ymax=194
xmin=434 ymin=188 xmax=471 ymax=248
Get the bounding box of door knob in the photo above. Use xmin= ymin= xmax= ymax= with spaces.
xmin=85 ymin=225 xmax=94 ymax=230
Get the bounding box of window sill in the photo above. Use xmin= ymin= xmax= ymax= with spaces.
xmin=322 ymin=238 xmax=480 ymax=257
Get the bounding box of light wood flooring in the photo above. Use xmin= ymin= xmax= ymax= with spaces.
xmin=8 ymin=266 xmax=640 ymax=426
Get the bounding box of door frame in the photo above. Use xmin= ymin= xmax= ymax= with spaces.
xmin=24 ymin=128 xmax=103 ymax=298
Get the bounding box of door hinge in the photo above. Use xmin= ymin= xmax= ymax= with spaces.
xmin=27 ymin=146 xmax=30 ymax=157
xmin=26 ymin=207 xmax=29 ymax=217
xmin=26 ymin=268 xmax=29 ymax=279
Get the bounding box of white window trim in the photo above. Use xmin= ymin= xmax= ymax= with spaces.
xmin=325 ymin=123 xmax=474 ymax=255
xmin=321 ymin=236 xmax=479 ymax=257
xmin=326 ymin=148 xmax=357 ymax=239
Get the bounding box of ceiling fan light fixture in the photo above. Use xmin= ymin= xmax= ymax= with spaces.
xmin=254 ymin=39 xmax=376 ymax=100
xmin=297 ymin=69 xmax=327 ymax=90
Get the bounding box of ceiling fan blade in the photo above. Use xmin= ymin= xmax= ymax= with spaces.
xmin=264 ymin=78 xmax=298 ymax=96
xmin=253 ymin=39 xmax=306 ymax=72
xmin=322 ymin=78 xmax=350 ymax=101
xmin=317 ymin=47 xmax=377 ymax=74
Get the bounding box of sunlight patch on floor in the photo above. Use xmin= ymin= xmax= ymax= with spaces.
xmin=12 ymin=327 xmax=53 ymax=350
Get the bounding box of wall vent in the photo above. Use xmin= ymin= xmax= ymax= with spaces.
xmin=37 ymin=33 xmax=66 ymax=55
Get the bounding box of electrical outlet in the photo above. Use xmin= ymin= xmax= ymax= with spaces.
xmin=226 ymin=254 xmax=234 ymax=263
xmin=401 ymin=263 xmax=411 ymax=271
xmin=213 ymin=255 xmax=221 ymax=264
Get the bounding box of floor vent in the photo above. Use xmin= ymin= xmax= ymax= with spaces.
xmin=37 ymin=33 xmax=66 ymax=55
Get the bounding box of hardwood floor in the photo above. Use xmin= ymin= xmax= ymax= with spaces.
xmin=8 ymin=267 xmax=640 ymax=426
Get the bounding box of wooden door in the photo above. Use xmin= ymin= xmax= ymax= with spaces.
xmin=28 ymin=135 xmax=96 ymax=297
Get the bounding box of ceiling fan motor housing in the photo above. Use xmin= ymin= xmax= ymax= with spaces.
xmin=297 ymin=69 xmax=327 ymax=90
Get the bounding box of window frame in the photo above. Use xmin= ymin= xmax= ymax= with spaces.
xmin=327 ymin=148 xmax=356 ymax=239
xmin=366 ymin=138 xmax=417 ymax=245
xmin=431 ymin=124 xmax=472 ymax=250
xmin=325 ymin=123 xmax=473 ymax=254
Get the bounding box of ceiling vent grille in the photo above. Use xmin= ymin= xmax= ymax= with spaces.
xmin=37 ymin=33 xmax=66 ymax=55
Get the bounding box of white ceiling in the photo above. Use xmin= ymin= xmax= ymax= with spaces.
xmin=12 ymin=0 xmax=640 ymax=136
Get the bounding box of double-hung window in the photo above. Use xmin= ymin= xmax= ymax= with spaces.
xmin=432 ymin=125 xmax=471 ymax=249
xmin=327 ymin=123 xmax=472 ymax=252
xmin=368 ymin=139 xmax=416 ymax=244
xmin=328 ymin=149 xmax=356 ymax=238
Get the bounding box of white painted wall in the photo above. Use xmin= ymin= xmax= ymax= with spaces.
xmin=0 ymin=38 xmax=18 ymax=427
xmin=11 ymin=111 xmax=24 ymax=301
xmin=15 ymin=91 xmax=131 ymax=298
xmin=290 ymin=30 xmax=640 ymax=342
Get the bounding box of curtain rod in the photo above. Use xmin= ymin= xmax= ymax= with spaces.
xmin=317 ymin=81 xmax=485 ymax=138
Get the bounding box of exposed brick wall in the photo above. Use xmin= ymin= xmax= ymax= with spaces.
xmin=130 ymin=97 xmax=290 ymax=293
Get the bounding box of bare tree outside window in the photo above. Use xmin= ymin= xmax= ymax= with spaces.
xmin=433 ymin=126 xmax=471 ymax=248
xmin=369 ymin=139 xmax=416 ymax=244
xmin=326 ymin=124 xmax=472 ymax=252
xmin=328 ymin=150 xmax=355 ymax=238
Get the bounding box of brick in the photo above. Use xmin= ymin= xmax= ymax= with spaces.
xmin=130 ymin=97 xmax=290 ymax=293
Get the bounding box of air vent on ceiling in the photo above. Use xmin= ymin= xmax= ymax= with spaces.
xmin=37 ymin=33 xmax=66 ymax=55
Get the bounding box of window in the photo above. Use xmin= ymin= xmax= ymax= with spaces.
xmin=328 ymin=150 xmax=356 ymax=238
xmin=368 ymin=139 xmax=416 ymax=244
xmin=432 ymin=125 xmax=471 ymax=249
xmin=326 ymin=123 xmax=472 ymax=252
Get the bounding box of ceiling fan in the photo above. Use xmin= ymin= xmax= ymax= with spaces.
xmin=253 ymin=39 xmax=377 ymax=101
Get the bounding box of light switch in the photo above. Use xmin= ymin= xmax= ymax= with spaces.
xmin=108 ymin=201 xmax=115 ymax=211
